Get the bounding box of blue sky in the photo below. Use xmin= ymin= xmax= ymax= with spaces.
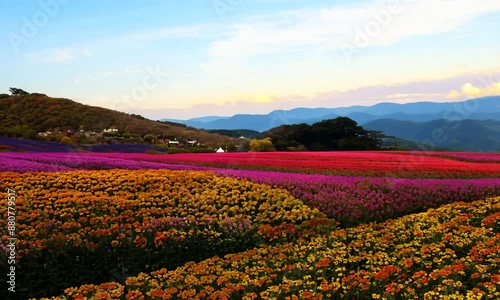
xmin=1 ymin=0 xmax=499 ymax=119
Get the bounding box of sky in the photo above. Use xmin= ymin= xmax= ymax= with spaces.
xmin=1 ymin=0 xmax=499 ymax=120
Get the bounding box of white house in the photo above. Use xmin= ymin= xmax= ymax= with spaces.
xmin=103 ymin=128 xmax=119 ymax=133
xmin=216 ymin=147 xmax=225 ymax=153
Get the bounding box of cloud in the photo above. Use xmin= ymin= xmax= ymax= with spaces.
xmin=27 ymin=48 xmax=91 ymax=63
xmin=205 ymin=0 xmax=500 ymax=62
xmin=150 ymin=71 xmax=500 ymax=119
xmin=447 ymin=81 xmax=500 ymax=99
xmin=228 ymin=93 xmax=275 ymax=104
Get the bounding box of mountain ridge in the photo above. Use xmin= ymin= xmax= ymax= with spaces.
xmin=163 ymin=96 xmax=500 ymax=131
xmin=363 ymin=118 xmax=500 ymax=152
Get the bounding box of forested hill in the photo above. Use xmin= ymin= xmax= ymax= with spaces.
xmin=261 ymin=117 xmax=383 ymax=151
xmin=0 ymin=93 xmax=230 ymax=146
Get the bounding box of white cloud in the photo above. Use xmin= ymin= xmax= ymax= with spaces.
xmin=447 ymin=81 xmax=500 ymax=99
xmin=205 ymin=0 xmax=500 ymax=61
xmin=27 ymin=48 xmax=91 ymax=63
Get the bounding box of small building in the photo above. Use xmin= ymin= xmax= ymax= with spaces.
xmin=216 ymin=147 xmax=225 ymax=153
xmin=38 ymin=131 xmax=52 ymax=137
xmin=103 ymin=128 xmax=119 ymax=133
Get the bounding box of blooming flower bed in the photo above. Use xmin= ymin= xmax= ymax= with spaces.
xmin=0 ymin=152 xmax=210 ymax=172
xmin=221 ymin=169 xmax=500 ymax=227
xmin=41 ymin=196 xmax=500 ymax=300
xmin=2 ymin=152 xmax=499 ymax=228
xmin=388 ymin=150 xmax=500 ymax=163
xmin=96 ymin=151 xmax=500 ymax=178
xmin=0 ymin=170 xmax=324 ymax=299
xmin=2 ymin=151 xmax=499 ymax=178
xmin=2 ymin=150 xmax=500 ymax=298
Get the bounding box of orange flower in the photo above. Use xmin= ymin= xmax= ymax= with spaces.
xmin=315 ymin=257 xmax=331 ymax=268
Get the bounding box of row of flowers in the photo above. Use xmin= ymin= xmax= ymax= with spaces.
xmin=0 ymin=152 xmax=211 ymax=173
xmin=39 ymin=196 xmax=500 ymax=299
xmin=220 ymin=169 xmax=500 ymax=227
xmin=125 ymin=151 xmax=500 ymax=178
xmin=389 ymin=150 xmax=500 ymax=163
xmin=0 ymin=170 xmax=325 ymax=299
xmin=1 ymin=151 xmax=499 ymax=178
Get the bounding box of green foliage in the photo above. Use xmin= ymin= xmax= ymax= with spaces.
xmin=207 ymin=129 xmax=261 ymax=139
xmin=60 ymin=136 xmax=75 ymax=145
xmin=1 ymin=125 xmax=37 ymax=139
xmin=142 ymin=134 xmax=156 ymax=144
xmin=9 ymin=87 xmax=29 ymax=96
xmin=0 ymin=93 xmax=9 ymax=99
xmin=286 ymin=144 xmax=308 ymax=151
xmin=250 ymin=137 xmax=276 ymax=152
xmin=225 ymin=141 xmax=236 ymax=152
xmin=129 ymin=113 xmax=146 ymax=120
xmin=262 ymin=117 xmax=383 ymax=151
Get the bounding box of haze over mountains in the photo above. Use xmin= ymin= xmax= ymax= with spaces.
xmin=164 ymin=96 xmax=499 ymax=131
xmin=164 ymin=96 xmax=500 ymax=151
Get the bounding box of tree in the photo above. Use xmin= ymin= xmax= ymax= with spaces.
xmin=60 ymin=136 xmax=74 ymax=145
xmin=249 ymin=137 xmax=276 ymax=152
xmin=6 ymin=125 xmax=36 ymax=139
xmin=225 ymin=141 xmax=236 ymax=152
xmin=260 ymin=116 xmax=382 ymax=151
xmin=9 ymin=87 xmax=29 ymax=96
xmin=0 ymin=93 xmax=9 ymax=99
xmin=143 ymin=134 xmax=156 ymax=144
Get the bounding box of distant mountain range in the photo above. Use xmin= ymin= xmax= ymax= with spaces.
xmin=364 ymin=119 xmax=500 ymax=152
xmin=163 ymin=96 xmax=500 ymax=151
xmin=162 ymin=96 xmax=500 ymax=131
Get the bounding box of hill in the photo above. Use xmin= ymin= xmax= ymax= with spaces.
xmin=0 ymin=94 xmax=230 ymax=147
xmin=167 ymin=96 xmax=500 ymax=131
xmin=364 ymin=119 xmax=500 ymax=152
xmin=206 ymin=129 xmax=261 ymax=139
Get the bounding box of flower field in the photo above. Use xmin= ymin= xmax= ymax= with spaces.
xmin=0 ymin=150 xmax=499 ymax=299
xmin=221 ymin=170 xmax=500 ymax=227
xmin=0 ymin=170 xmax=324 ymax=298
xmin=40 ymin=197 xmax=500 ymax=299
xmin=113 ymin=151 xmax=500 ymax=178
xmin=2 ymin=151 xmax=500 ymax=178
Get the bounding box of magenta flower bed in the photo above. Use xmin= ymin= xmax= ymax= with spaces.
xmin=0 ymin=152 xmax=210 ymax=172
xmin=0 ymin=156 xmax=72 ymax=172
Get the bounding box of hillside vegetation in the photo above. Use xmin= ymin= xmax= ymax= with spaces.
xmin=0 ymin=94 xmax=230 ymax=147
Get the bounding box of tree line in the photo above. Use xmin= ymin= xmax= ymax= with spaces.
xmin=252 ymin=117 xmax=383 ymax=151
